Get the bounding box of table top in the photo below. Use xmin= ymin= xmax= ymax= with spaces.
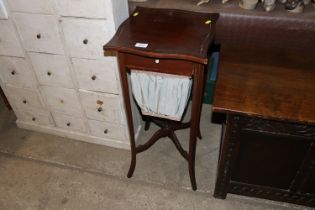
xmin=212 ymin=50 xmax=315 ymax=125
xmin=103 ymin=7 xmax=219 ymax=64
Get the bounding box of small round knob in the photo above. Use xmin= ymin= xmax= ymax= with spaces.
xmin=32 ymin=117 xmax=36 ymax=121
xmin=60 ymin=99 xmax=64 ymax=104
xmin=155 ymin=59 xmax=160 ymax=64
xmin=104 ymin=129 xmax=108 ymax=134
xmin=47 ymin=71 xmax=52 ymax=76
xmin=91 ymin=75 xmax=96 ymax=80
xmin=83 ymin=39 xmax=88 ymax=45
xmin=66 ymin=122 xmax=71 ymax=127
xmin=97 ymin=107 xmax=103 ymax=112
xmin=22 ymin=99 xmax=27 ymax=104
xmin=36 ymin=33 xmax=41 ymax=39
xmin=11 ymin=70 xmax=16 ymax=75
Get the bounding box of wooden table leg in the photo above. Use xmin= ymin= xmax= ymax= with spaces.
xmin=118 ymin=53 xmax=137 ymax=178
xmin=189 ymin=64 xmax=205 ymax=191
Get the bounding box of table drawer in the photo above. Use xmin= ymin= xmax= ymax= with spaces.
xmin=79 ymin=90 xmax=122 ymax=123
xmin=62 ymin=18 xmax=115 ymax=59
xmin=40 ymin=86 xmax=82 ymax=117
xmin=53 ymin=113 xmax=86 ymax=133
xmin=16 ymin=109 xmax=54 ymax=126
xmin=0 ymin=20 xmax=24 ymax=57
xmin=14 ymin=13 xmax=64 ymax=54
xmin=5 ymin=85 xmax=45 ymax=111
xmin=0 ymin=56 xmax=37 ymax=88
xmin=29 ymin=53 xmax=74 ymax=88
xmin=72 ymin=58 xmax=119 ymax=94
xmin=124 ymin=54 xmax=195 ymax=76
xmin=8 ymin=0 xmax=56 ymax=14
xmin=55 ymin=0 xmax=107 ymax=19
xmin=88 ymin=120 xmax=126 ymax=140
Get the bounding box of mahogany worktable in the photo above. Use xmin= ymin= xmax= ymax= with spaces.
xmin=212 ymin=49 xmax=315 ymax=207
xmin=104 ymin=7 xmax=219 ymax=190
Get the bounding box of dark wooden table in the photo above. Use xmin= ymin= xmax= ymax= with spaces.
xmin=104 ymin=7 xmax=219 ymax=190
xmin=212 ymin=49 xmax=315 ymax=207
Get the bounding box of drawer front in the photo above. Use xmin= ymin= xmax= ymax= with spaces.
xmin=29 ymin=53 xmax=74 ymax=88
xmin=53 ymin=113 xmax=86 ymax=133
xmin=14 ymin=13 xmax=64 ymax=54
xmin=62 ymin=18 xmax=115 ymax=59
xmin=0 ymin=20 xmax=24 ymax=57
xmin=124 ymin=54 xmax=195 ymax=76
xmin=41 ymin=86 xmax=82 ymax=117
xmin=5 ymin=85 xmax=44 ymax=111
xmin=88 ymin=120 xmax=126 ymax=140
xmin=72 ymin=58 xmax=119 ymax=94
xmin=16 ymin=109 xmax=54 ymax=126
xmin=0 ymin=56 xmax=37 ymax=88
xmin=55 ymin=0 xmax=107 ymax=19
xmin=8 ymin=0 xmax=56 ymax=14
xmin=79 ymin=90 xmax=122 ymax=123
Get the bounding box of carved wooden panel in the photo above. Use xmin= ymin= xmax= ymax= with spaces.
xmin=214 ymin=114 xmax=315 ymax=207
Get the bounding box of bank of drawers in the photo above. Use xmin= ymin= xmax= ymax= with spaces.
xmin=0 ymin=0 xmax=129 ymax=146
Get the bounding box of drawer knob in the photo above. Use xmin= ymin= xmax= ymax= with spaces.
xmin=97 ymin=107 xmax=103 ymax=112
xmin=11 ymin=70 xmax=16 ymax=75
xmin=104 ymin=129 xmax=108 ymax=134
xmin=83 ymin=39 xmax=88 ymax=45
xmin=36 ymin=33 xmax=41 ymax=39
xmin=91 ymin=75 xmax=96 ymax=80
xmin=47 ymin=71 xmax=52 ymax=76
xmin=22 ymin=99 xmax=27 ymax=104
xmin=66 ymin=122 xmax=71 ymax=127
xmin=32 ymin=117 xmax=36 ymax=121
xmin=155 ymin=59 xmax=160 ymax=64
xmin=60 ymin=99 xmax=64 ymax=104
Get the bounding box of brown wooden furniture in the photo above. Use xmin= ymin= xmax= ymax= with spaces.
xmin=104 ymin=7 xmax=219 ymax=190
xmin=212 ymin=49 xmax=315 ymax=207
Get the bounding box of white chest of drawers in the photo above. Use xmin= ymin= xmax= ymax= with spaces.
xmin=0 ymin=0 xmax=141 ymax=149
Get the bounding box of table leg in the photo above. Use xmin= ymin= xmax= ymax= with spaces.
xmin=198 ymin=63 xmax=208 ymax=140
xmin=189 ymin=64 xmax=205 ymax=191
xmin=117 ymin=53 xmax=136 ymax=178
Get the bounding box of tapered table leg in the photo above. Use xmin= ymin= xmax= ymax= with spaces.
xmin=188 ymin=64 xmax=205 ymax=191
xmin=117 ymin=53 xmax=137 ymax=178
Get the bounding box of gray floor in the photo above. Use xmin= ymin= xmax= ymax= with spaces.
xmin=0 ymin=97 xmax=311 ymax=210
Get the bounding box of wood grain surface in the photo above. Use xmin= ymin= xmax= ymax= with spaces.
xmin=104 ymin=7 xmax=219 ymax=64
xmin=213 ymin=50 xmax=315 ymax=125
